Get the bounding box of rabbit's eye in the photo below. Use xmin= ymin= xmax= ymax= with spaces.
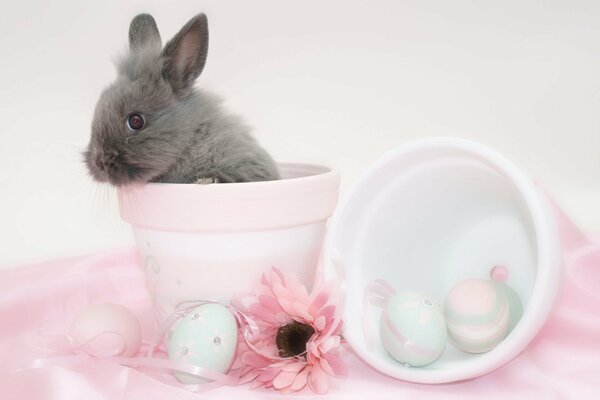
xmin=126 ymin=113 xmax=145 ymax=131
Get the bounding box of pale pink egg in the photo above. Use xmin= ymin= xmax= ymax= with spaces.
xmin=445 ymin=279 xmax=509 ymax=353
xmin=68 ymin=303 xmax=141 ymax=357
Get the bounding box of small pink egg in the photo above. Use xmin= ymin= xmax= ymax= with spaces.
xmin=490 ymin=265 xmax=509 ymax=283
xmin=69 ymin=303 xmax=141 ymax=357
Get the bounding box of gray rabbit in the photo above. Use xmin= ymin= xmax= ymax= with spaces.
xmin=84 ymin=13 xmax=280 ymax=185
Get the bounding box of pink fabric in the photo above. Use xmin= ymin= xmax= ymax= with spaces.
xmin=2 ymin=202 xmax=600 ymax=399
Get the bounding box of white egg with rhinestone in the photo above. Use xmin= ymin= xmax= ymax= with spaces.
xmin=380 ymin=292 xmax=447 ymax=367
xmin=167 ymin=303 xmax=238 ymax=384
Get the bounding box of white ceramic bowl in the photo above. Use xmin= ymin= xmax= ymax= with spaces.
xmin=118 ymin=163 xmax=340 ymax=325
xmin=322 ymin=138 xmax=562 ymax=383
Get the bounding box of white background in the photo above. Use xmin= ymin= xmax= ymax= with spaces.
xmin=0 ymin=0 xmax=598 ymax=268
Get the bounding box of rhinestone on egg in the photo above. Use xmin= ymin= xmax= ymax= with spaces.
xmin=424 ymin=299 xmax=433 ymax=307
xmin=180 ymin=346 xmax=189 ymax=355
xmin=402 ymin=362 xmax=411 ymax=368
xmin=191 ymin=313 xmax=200 ymax=320
xmin=213 ymin=337 xmax=221 ymax=346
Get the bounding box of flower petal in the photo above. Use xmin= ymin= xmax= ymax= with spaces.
xmin=250 ymin=379 xmax=266 ymax=389
xmin=307 ymin=348 xmax=319 ymax=363
xmin=314 ymin=315 xmax=326 ymax=331
xmin=308 ymin=363 xmax=330 ymax=394
xmin=282 ymin=361 xmax=306 ymax=373
xmin=287 ymin=274 xmax=310 ymax=304
xmin=319 ymin=356 xmax=335 ymax=376
xmin=270 ymin=360 xmax=292 ymax=369
xmin=330 ymin=319 xmax=344 ymax=336
xmin=239 ymin=369 xmax=261 ymax=384
xmin=319 ymin=336 xmax=341 ymax=354
xmin=242 ymin=351 xmax=270 ymax=368
xmin=273 ymin=282 xmax=294 ymax=304
xmin=258 ymin=294 xmax=283 ymax=312
xmin=232 ymin=293 xmax=256 ymax=312
xmin=276 ymin=312 xmax=291 ymax=324
xmin=278 ymin=297 xmax=298 ymax=319
xmin=266 ymin=267 xmax=285 ymax=288
xmin=309 ymin=281 xmax=334 ymax=313
xmin=249 ymin=303 xmax=280 ymax=324
xmin=251 ymin=283 xmax=273 ymax=298
xmin=257 ymin=367 xmax=279 ymax=383
xmin=318 ymin=305 xmax=336 ymax=330
xmin=293 ymin=301 xmax=314 ymax=322
xmin=291 ymin=367 xmax=310 ymax=391
xmin=272 ymin=370 xmax=297 ymax=390
xmin=324 ymin=352 xmax=348 ymax=377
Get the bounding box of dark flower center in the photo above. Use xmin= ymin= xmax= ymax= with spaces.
xmin=276 ymin=321 xmax=315 ymax=358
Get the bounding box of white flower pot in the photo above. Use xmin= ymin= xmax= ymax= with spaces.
xmin=118 ymin=163 xmax=340 ymax=324
xmin=323 ymin=138 xmax=562 ymax=383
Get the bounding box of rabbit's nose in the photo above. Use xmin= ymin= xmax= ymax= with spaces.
xmin=103 ymin=151 xmax=121 ymax=169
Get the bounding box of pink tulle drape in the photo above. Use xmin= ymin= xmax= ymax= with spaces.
xmin=1 ymin=194 xmax=600 ymax=399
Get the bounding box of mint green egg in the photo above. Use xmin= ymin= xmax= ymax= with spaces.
xmin=167 ymin=303 xmax=238 ymax=384
xmin=494 ymin=282 xmax=523 ymax=333
xmin=380 ymin=292 xmax=447 ymax=367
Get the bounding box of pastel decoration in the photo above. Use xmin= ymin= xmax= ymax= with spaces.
xmin=68 ymin=303 xmax=142 ymax=357
xmin=490 ymin=266 xmax=523 ymax=333
xmin=167 ymin=303 xmax=238 ymax=384
xmin=380 ymin=292 xmax=447 ymax=367
xmin=490 ymin=265 xmax=509 ymax=282
xmin=494 ymin=282 xmax=523 ymax=333
xmin=445 ymin=279 xmax=509 ymax=353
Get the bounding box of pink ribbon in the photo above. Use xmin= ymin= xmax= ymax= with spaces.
xmin=4 ymin=300 xmax=246 ymax=392
xmin=6 ymin=298 xmax=328 ymax=393
xmin=363 ymin=279 xmax=443 ymax=359
xmin=363 ymin=279 xmax=396 ymax=352
xmin=381 ymin=309 xmax=442 ymax=358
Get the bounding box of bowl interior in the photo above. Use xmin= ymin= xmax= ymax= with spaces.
xmin=327 ymin=143 xmax=542 ymax=382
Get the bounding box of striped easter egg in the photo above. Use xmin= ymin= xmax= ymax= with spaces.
xmin=445 ymin=279 xmax=510 ymax=353
xmin=490 ymin=265 xmax=524 ymax=333
xmin=380 ymin=292 xmax=447 ymax=367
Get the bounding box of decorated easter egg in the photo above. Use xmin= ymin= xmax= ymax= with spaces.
xmin=167 ymin=303 xmax=238 ymax=384
xmin=490 ymin=265 xmax=523 ymax=333
xmin=495 ymin=282 xmax=523 ymax=333
xmin=380 ymin=292 xmax=447 ymax=367
xmin=69 ymin=303 xmax=141 ymax=357
xmin=445 ymin=279 xmax=509 ymax=353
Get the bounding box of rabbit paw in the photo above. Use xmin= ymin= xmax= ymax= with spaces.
xmin=195 ymin=177 xmax=220 ymax=184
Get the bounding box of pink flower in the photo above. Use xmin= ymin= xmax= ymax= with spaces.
xmin=231 ymin=268 xmax=346 ymax=394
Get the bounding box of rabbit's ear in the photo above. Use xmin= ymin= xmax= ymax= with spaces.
xmin=161 ymin=13 xmax=208 ymax=93
xmin=129 ymin=13 xmax=161 ymax=51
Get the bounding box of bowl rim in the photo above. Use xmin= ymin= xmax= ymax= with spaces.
xmin=322 ymin=137 xmax=562 ymax=384
xmin=117 ymin=162 xmax=342 ymax=232
xmin=134 ymin=161 xmax=336 ymax=188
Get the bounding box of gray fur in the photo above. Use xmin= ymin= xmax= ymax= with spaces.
xmin=162 ymin=14 xmax=209 ymax=94
xmin=129 ymin=13 xmax=161 ymax=51
xmin=84 ymin=13 xmax=280 ymax=186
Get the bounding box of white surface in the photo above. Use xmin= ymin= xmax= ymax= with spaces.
xmin=322 ymin=138 xmax=562 ymax=383
xmin=1 ymin=0 xmax=599 ymax=267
